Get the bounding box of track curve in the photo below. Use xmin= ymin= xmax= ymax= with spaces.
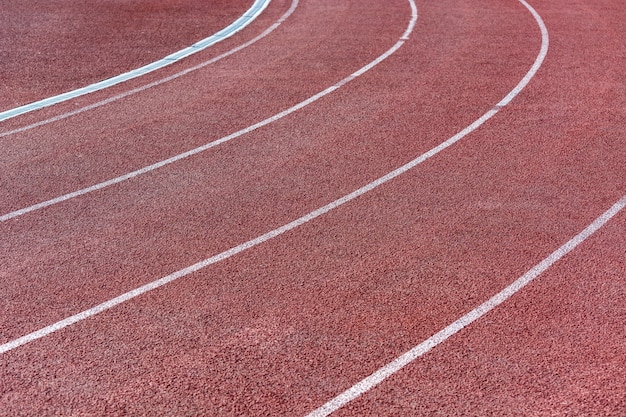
xmin=0 ymin=0 xmax=624 ymax=415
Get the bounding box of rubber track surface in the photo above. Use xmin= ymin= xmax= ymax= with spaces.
xmin=0 ymin=0 xmax=624 ymax=415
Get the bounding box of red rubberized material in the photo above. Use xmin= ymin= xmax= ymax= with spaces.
xmin=1 ymin=0 xmax=624 ymax=415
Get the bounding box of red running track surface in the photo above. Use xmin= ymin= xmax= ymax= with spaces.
xmin=0 ymin=0 xmax=625 ymax=415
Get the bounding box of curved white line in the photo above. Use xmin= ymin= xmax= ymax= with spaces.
xmin=0 ymin=0 xmax=271 ymax=123
xmin=1 ymin=0 xmax=406 ymax=222
xmin=0 ymin=0 xmax=299 ymax=139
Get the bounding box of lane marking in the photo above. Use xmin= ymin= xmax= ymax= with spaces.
xmin=0 ymin=0 xmax=271 ymax=123
xmin=0 ymin=0 xmax=550 ymax=355
xmin=305 ymin=195 xmax=626 ymax=417
xmin=0 ymin=0 xmax=299 ymax=139
xmin=1 ymin=0 xmax=410 ymax=222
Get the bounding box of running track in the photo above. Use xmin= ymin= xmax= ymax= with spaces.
xmin=1 ymin=0 xmax=625 ymax=415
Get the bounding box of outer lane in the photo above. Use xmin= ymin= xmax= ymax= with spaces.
xmin=315 ymin=0 xmax=626 ymax=414
xmin=332 ymin=211 xmax=626 ymax=416
xmin=1 ymin=0 xmax=624 ymax=415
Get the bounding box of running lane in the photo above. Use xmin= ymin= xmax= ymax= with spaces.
xmin=0 ymin=0 xmax=254 ymax=111
xmin=1 ymin=0 xmax=625 ymax=416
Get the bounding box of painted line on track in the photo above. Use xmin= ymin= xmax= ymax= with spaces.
xmin=0 ymin=0 xmax=299 ymax=139
xmin=0 ymin=0 xmax=553 ymax=357
xmin=306 ymin=194 xmax=626 ymax=417
xmin=0 ymin=0 xmax=271 ymax=124
xmin=1 ymin=0 xmax=409 ymax=222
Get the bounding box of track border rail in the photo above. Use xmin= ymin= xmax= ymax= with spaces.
xmin=0 ymin=0 xmax=271 ymax=123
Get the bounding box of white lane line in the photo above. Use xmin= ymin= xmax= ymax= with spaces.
xmin=0 ymin=0 xmax=549 ymax=355
xmin=0 ymin=0 xmax=410 ymax=223
xmin=0 ymin=0 xmax=299 ymax=139
xmin=305 ymin=194 xmax=626 ymax=417
xmin=0 ymin=0 xmax=271 ymax=123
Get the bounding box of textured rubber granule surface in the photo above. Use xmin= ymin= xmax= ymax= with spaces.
xmin=0 ymin=0 xmax=624 ymax=415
